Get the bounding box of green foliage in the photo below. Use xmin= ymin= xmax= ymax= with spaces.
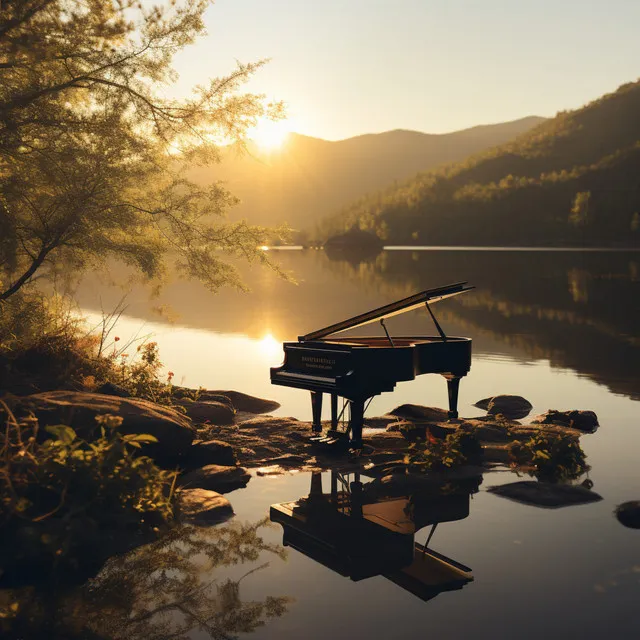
xmin=509 ymin=431 xmax=588 ymax=481
xmin=569 ymin=191 xmax=592 ymax=226
xmin=0 ymin=0 xmax=288 ymax=303
xmin=0 ymin=406 xmax=177 ymax=573
xmin=0 ymin=290 xmax=117 ymax=395
xmin=404 ymin=424 xmax=482 ymax=471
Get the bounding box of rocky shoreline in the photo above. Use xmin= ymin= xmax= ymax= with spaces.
xmin=2 ymin=389 xmax=602 ymax=524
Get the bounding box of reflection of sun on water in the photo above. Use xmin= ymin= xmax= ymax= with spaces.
xmin=250 ymin=118 xmax=291 ymax=151
xmin=259 ymin=333 xmax=283 ymax=362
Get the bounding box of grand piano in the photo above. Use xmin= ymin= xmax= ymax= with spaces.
xmin=270 ymin=282 xmax=474 ymax=449
xmin=270 ymin=470 xmax=477 ymax=601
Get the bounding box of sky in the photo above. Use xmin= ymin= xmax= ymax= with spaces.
xmin=171 ymin=0 xmax=640 ymax=141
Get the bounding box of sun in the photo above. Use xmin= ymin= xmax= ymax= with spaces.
xmin=250 ymin=118 xmax=291 ymax=151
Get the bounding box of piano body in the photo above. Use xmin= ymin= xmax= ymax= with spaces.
xmin=270 ymin=282 xmax=474 ymax=449
xmin=270 ymin=470 xmax=475 ymax=601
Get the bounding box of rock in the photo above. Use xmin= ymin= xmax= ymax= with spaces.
xmin=179 ymin=465 xmax=250 ymax=493
xmin=363 ymin=415 xmax=398 ymax=430
xmin=95 ymin=382 xmax=131 ymax=398
xmin=177 ymin=489 xmax=234 ymax=525
xmin=19 ymin=391 xmax=194 ymax=465
xmin=488 ymin=481 xmax=603 ymax=508
xmin=386 ymin=420 xmax=414 ymax=433
xmin=256 ymin=453 xmax=309 ymax=467
xmin=474 ymin=395 xmax=532 ymax=419
xmin=206 ymin=390 xmax=280 ymax=414
xmin=187 ymin=439 xmax=237 ymax=467
xmin=460 ymin=419 xmax=512 ymax=442
xmin=389 ymin=404 xmax=450 ymax=422
xmin=531 ymin=410 xmax=599 ymax=433
xmin=175 ymin=400 xmax=235 ymax=425
xmin=615 ymin=501 xmax=640 ymax=529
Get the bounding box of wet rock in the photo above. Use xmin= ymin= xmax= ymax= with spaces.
xmin=386 ymin=420 xmax=414 ymax=433
xmin=177 ymin=489 xmax=234 ymax=525
xmin=187 ymin=439 xmax=237 ymax=468
xmin=474 ymin=395 xmax=533 ymax=419
xmin=207 ymin=390 xmax=281 ymax=414
xmin=363 ymin=415 xmax=399 ymax=430
xmin=488 ymin=481 xmax=603 ymax=508
xmin=615 ymin=501 xmax=640 ymax=529
xmin=531 ymin=410 xmax=599 ymax=433
xmin=175 ymin=400 xmax=235 ymax=425
xmin=18 ymin=391 xmax=194 ymax=465
xmin=460 ymin=419 xmax=512 ymax=442
xmin=258 ymin=453 xmax=308 ymax=467
xmin=389 ymin=404 xmax=450 ymax=422
xmin=179 ymin=465 xmax=250 ymax=493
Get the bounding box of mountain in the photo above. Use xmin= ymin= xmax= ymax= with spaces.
xmin=186 ymin=116 xmax=544 ymax=232
xmin=316 ymin=81 xmax=640 ymax=247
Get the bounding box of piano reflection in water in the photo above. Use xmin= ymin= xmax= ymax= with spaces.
xmin=270 ymin=470 xmax=478 ymax=601
xmin=270 ymin=282 xmax=474 ymax=449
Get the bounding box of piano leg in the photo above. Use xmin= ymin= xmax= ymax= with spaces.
xmin=348 ymin=399 xmax=365 ymax=449
xmin=446 ymin=376 xmax=461 ymax=420
xmin=331 ymin=393 xmax=338 ymax=431
xmin=310 ymin=391 xmax=323 ymax=433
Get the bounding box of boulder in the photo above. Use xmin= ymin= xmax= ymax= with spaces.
xmin=389 ymin=404 xmax=450 ymax=422
xmin=206 ymin=390 xmax=280 ymax=414
xmin=474 ymin=395 xmax=532 ymax=419
xmin=488 ymin=481 xmax=602 ymax=508
xmin=18 ymin=391 xmax=194 ymax=465
xmin=187 ymin=439 xmax=237 ymax=468
xmin=179 ymin=465 xmax=250 ymax=493
xmin=615 ymin=501 xmax=640 ymax=529
xmin=531 ymin=410 xmax=599 ymax=433
xmin=175 ymin=400 xmax=235 ymax=425
xmin=177 ymin=489 xmax=234 ymax=525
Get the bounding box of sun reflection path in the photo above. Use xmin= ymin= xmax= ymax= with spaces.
xmin=259 ymin=333 xmax=283 ymax=362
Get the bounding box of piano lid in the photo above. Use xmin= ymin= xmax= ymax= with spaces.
xmin=300 ymin=281 xmax=474 ymax=342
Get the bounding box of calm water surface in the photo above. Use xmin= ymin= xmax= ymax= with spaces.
xmin=75 ymin=248 xmax=640 ymax=639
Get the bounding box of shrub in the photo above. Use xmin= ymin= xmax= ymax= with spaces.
xmin=0 ymin=404 xmax=177 ymax=580
xmin=405 ymin=424 xmax=482 ymax=471
xmin=509 ymin=431 xmax=588 ymax=481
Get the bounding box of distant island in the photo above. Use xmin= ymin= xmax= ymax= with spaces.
xmin=314 ymin=80 xmax=640 ymax=248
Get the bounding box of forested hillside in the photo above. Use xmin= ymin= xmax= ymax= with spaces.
xmin=186 ymin=117 xmax=543 ymax=232
xmin=315 ymin=81 xmax=640 ymax=246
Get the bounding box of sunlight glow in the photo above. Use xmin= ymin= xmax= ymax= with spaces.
xmin=250 ymin=118 xmax=291 ymax=151
xmin=258 ymin=333 xmax=282 ymax=361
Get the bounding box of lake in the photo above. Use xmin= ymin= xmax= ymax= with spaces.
xmin=74 ymin=247 xmax=640 ymax=639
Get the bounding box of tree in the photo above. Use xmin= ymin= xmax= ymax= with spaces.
xmin=568 ymin=191 xmax=591 ymax=226
xmin=0 ymin=0 xmax=286 ymax=302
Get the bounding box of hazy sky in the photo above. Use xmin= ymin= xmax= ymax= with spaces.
xmin=172 ymin=0 xmax=640 ymax=140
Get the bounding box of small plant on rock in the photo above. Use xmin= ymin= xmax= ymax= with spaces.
xmin=509 ymin=431 xmax=588 ymax=481
xmin=405 ymin=424 xmax=482 ymax=471
xmin=1 ymin=404 xmax=177 ymax=579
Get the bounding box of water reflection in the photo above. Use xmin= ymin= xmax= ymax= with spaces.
xmin=72 ymin=248 xmax=640 ymax=401
xmin=270 ymin=470 xmax=478 ymax=602
xmin=2 ymin=520 xmax=292 ymax=639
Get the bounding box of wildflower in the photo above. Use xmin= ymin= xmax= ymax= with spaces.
xmin=114 ymin=336 xmax=120 ymax=342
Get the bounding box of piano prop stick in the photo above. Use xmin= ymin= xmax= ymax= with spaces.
xmin=270 ymin=282 xmax=474 ymax=451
